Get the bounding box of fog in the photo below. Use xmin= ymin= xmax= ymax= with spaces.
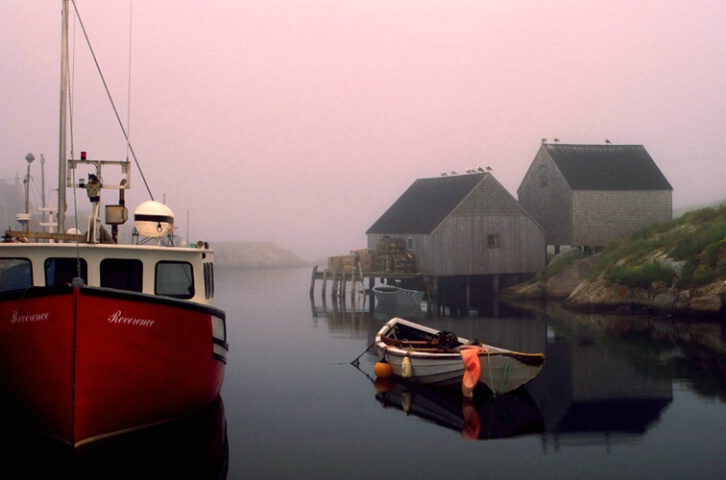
xmin=2 ymin=1 xmax=724 ymax=261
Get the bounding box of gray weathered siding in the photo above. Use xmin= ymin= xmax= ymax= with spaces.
xmin=517 ymin=149 xmax=572 ymax=245
xmin=571 ymin=190 xmax=672 ymax=246
xmin=421 ymin=215 xmax=544 ymax=276
xmin=519 ymin=147 xmax=673 ymax=247
xmin=368 ymin=175 xmax=546 ymax=276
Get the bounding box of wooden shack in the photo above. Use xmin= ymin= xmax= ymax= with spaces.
xmin=517 ymin=143 xmax=673 ymax=251
xmin=365 ymin=172 xmax=545 ymax=313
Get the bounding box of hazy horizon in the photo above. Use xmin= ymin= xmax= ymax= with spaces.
xmin=2 ymin=1 xmax=725 ymax=261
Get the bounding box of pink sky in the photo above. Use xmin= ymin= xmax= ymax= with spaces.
xmin=2 ymin=1 xmax=725 ymax=260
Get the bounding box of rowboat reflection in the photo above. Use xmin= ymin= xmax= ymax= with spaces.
xmin=373 ymin=377 xmax=544 ymax=440
xmin=2 ymin=395 xmax=228 ymax=479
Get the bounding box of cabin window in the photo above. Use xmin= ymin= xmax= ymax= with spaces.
xmin=406 ymin=236 xmax=413 ymax=251
xmin=203 ymin=262 xmax=215 ymax=299
xmin=487 ymin=234 xmax=500 ymax=248
xmin=101 ymin=259 xmax=143 ymax=292
xmin=45 ymin=258 xmax=88 ymax=286
xmin=0 ymin=258 xmax=32 ymax=292
xmin=155 ymin=261 xmax=194 ymax=299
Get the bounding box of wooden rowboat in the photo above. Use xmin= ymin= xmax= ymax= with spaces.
xmin=374 ymin=317 xmax=544 ymax=395
xmin=372 ymin=285 xmax=424 ymax=307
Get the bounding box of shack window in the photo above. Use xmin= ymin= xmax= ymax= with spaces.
xmin=0 ymin=258 xmax=32 ymax=292
xmin=101 ymin=259 xmax=143 ymax=292
xmin=487 ymin=234 xmax=500 ymax=248
xmin=155 ymin=261 xmax=194 ymax=299
xmin=45 ymin=258 xmax=88 ymax=286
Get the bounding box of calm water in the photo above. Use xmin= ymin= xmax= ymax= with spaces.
xmin=221 ymin=267 xmax=726 ymax=480
xmin=5 ymin=267 xmax=726 ymax=479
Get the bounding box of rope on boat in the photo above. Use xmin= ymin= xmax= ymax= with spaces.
xmin=500 ymin=363 xmax=512 ymax=395
xmin=351 ymin=341 xmax=376 ymax=366
xmin=486 ymin=349 xmax=496 ymax=397
xmin=70 ymin=0 xmax=154 ymax=201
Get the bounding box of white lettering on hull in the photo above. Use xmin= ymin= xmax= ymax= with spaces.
xmin=107 ymin=310 xmax=156 ymax=327
xmin=11 ymin=310 xmax=50 ymax=324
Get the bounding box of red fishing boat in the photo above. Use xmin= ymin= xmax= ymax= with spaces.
xmin=0 ymin=1 xmax=227 ymax=447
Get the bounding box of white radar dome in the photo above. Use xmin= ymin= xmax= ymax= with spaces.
xmin=133 ymin=201 xmax=174 ymax=238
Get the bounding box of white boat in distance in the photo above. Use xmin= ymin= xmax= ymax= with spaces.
xmin=375 ymin=317 xmax=544 ymax=395
xmin=372 ymin=285 xmax=424 ymax=307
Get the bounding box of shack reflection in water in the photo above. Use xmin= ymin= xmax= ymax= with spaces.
xmin=2 ymin=395 xmax=228 ymax=479
xmin=340 ymin=299 xmax=708 ymax=450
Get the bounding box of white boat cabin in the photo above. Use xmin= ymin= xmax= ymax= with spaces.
xmin=0 ymin=243 xmax=217 ymax=307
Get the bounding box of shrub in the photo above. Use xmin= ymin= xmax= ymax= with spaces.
xmin=604 ymin=260 xmax=674 ymax=288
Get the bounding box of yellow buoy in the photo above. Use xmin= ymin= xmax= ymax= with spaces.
xmin=374 ymin=361 xmax=393 ymax=379
xmin=401 ymin=356 xmax=412 ymax=378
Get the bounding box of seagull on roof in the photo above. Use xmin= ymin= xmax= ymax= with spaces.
xmin=450 ymin=171 xmax=457 ymax=175
xmin=541 ymin=138 xmax=547 ymax=143
xmin=554 ymin=138 xmax=560 ymax=143
xmin=476 ymin=166 xmax=485 ymax=173
xmin=441 ymin=171 xmax=448 ymax=176
xmin=605 ymin=139 xmax=612 ymax=144
xmin=486 ymin=166 xmax=492 ymax=171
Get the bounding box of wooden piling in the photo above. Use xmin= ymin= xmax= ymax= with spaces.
xmin=309 ymin=265 xmax=318 ymax=297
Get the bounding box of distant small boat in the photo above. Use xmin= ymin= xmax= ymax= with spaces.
xmin=372 ymin=285 xmax=424 ymax=307
xmin=375 ymin=317 xmax=544 ymax=395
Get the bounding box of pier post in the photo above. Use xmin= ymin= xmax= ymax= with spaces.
xmin=367 ymin=276 xmax=373 ymax=313
xmin=331 ymin=271 xmax=339 ymax=300
xmin=309 ymin=265 xmax=318 ymax=298
xmin=350 ymin=272 xmax=356 ymax=308
xmin=321 ymin=270 xmax=328 ymax=300
xmin=340 ymin=273 xmax=347 ymax=302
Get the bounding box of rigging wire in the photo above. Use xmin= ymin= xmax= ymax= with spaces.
xmin=69 ymin=0 xmax=154 ymax=201
xmin=67 ymin=3 xmax=82 ymax=273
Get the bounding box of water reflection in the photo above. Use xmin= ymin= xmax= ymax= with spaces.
xmin=2 ymin=395 xmax=228 ymax=479
xmin=316 ymin=295 xmax=726 ymax=451
xmin=371 ymin=376 xmax=544 ymax=440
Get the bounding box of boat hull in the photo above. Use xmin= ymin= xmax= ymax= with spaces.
xmin=0 ymin=286 xmax=227 ymax=447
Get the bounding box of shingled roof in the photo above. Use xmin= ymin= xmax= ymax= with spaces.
xmin=366 ymin=173 xmax=485 ymax=235
xmin=544 ymin=144 xmax=672 ymax=191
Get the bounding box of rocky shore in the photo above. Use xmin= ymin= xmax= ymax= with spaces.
xmin=502 ymin=250 xmax=726 ymax=318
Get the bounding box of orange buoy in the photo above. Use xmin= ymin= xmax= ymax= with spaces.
xmin=461 ymin=346 xmax=481 ymax=398
xmin=374 ymin=361 xmax=393 ymax=379
xmin=374 ymin=377 xmax=393 ymax=393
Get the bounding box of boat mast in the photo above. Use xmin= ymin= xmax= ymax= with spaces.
xmin=57 ymin=0 xmax=69 ymax=234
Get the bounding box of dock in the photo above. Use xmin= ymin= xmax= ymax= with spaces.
xmin=308 ymin=248 xmax=428 ymax=313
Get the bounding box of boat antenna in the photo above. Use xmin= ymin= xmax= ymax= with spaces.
xmin=69 ymin=0 xmax=154 ymax=201
xmin=125 ymin=0 xmax=133 ymax=162
xmin=57 ymin=0 xmax=69 ymax=234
